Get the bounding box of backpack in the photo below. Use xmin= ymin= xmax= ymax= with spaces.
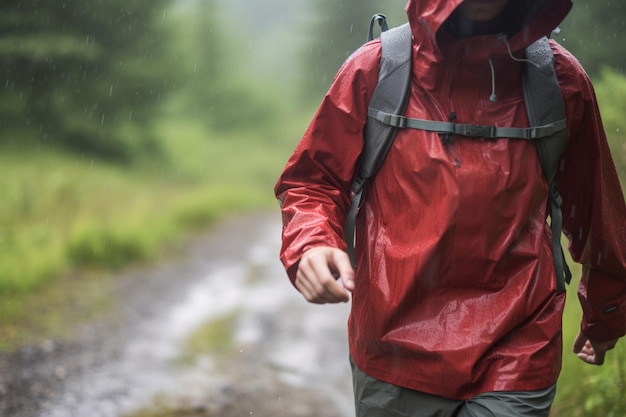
xmin=344 ymin=14 xmax=572 ymax=292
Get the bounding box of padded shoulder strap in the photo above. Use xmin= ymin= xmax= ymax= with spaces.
xmin=356 ymin=23 xmax=412 ymax=193
xmin=345 ymin=22 xmax=412 ymax=266
xmin=524 ymin=36 xmax=572 ymax=291
xmin=524 ymin=37 xmax=568 ymax=185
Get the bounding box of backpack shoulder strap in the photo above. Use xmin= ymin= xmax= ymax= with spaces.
xmin=523 ymin=36 xmax=572 ymax=292
xmin=345 ymin=18 xmax=412 ymax=266
xmin=359 ymin=22 xmax=412 ymax=188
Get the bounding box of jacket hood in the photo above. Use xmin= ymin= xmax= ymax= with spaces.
xmin=405 ymin=0 xmax=572 ymax=54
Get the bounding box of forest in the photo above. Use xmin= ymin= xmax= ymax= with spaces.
xmin=1 ymin=0 xmax=624 ymax=158
xmin=0 ymin=0 xmax=625 ymax=416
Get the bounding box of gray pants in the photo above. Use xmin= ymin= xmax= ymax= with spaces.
xmin=351 ymin=360 xmax=556 ymax=417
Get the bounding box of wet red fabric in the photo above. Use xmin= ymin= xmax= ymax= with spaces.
xmin=275 ymin=0 xmax=626 ymax=400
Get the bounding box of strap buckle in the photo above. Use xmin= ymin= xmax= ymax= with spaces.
xmin=381 ymin=113 xmax=407 ymax=128
xmin=457 ymin=124 xmax=496 ymax=138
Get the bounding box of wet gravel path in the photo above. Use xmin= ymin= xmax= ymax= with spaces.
xmin=0 ymin=212 xmax=354 ymax=417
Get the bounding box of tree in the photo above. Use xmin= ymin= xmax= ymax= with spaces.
xmin=299 ymin=0 xmax=625 ymax=101
xmin=0 ymin=0 xmax=179 ymax=160
xmin=558 ymin=0 xmax=626 ymax=77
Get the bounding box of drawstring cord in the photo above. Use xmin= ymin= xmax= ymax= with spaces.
xmin=488 ymin=58 xmax=497 ymax=102
xmin=501 ymin=34 xmax=540 ymax=68
xmin=488 ymin=35 xmax=540 ymax=102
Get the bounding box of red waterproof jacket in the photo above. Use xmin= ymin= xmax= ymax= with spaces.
xmin=275 ymin=0 xmax=626 ymax=400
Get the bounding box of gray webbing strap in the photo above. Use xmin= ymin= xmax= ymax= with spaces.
xmin=345 ymin=185 xmax=364 ymax=267
xmin=368 ymin=108 xmax=567 ymax=140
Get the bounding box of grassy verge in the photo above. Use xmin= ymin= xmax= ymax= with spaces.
xmin=555 ymin=299 xmax=626 ymax=416
xmin=0 ymin=112 xmax=305 ymax=351
xmin=180 ymin=313 xmax=239 ymax=365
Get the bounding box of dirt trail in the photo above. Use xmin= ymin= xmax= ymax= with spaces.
xmin=0 ymin=212 xmax=354 ymax=417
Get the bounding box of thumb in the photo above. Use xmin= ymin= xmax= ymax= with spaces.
xmin=331 ymin=250 xmax=355 ymax=291
xmin=572 ymin=331 xmax=587 ymax=353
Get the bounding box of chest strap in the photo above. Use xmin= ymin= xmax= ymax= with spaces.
xmin=368 ymin=108 xmax=567 ymax=140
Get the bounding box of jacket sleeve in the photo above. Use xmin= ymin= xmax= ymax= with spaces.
xmin=554 ymin=46 xmax=626 ymax=342
xmin=274 ymin=42 xmax=381 ymax=285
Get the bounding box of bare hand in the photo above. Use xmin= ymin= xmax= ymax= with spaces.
xmin=572 ymin=331 xmax=618 ymax=365
xmin=295 ymin=246 xmax=355 ymax=304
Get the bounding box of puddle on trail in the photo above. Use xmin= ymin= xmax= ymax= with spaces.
xmin=38 ymin=214 xmax=353 ymax=417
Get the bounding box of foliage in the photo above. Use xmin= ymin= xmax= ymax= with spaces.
xmin=0 ymin=0 xmax=179 ymax=161
xmin=299 ymin=0 xmax=407 ymax=100
xmin=559 ymin=0 xmax=626 ymax=77
xmin=0 ymin=100 xmax=307 ymax=349
xmin=167 ymin=1 xmax=280 ymax=133
xmin=593 ymin=67 xmax=626 ymax=177
xmin=123 ymin=400 xmax=212 ymax=417
xmin=182 ymin=313 xmax=238 ymax=360
xmin=0 ymin=0 xmax=284 ymax=161
xmin=299 ymin=0 xmax=626 ymax=101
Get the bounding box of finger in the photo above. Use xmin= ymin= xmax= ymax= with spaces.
xmin=308 ymin=282 xmax=347 ymax=304
xmin=295 ymin=258 xmax=328 ymax=302
xmin=294 ymin=272 xmax=317 ymax=302
xmin=580 ymin=341 xmax=595 ymax=355
xmin=311 ymin=260 xmax=350 ymax=303
xmin=576 ymin=352 xmax=597 ymax=365
xmin=575 ymin=341 xmax=599 ymax=365
xmin=576 ymin=343 xmax=605 ymax=365
xmin=305 ymin=248 xmax=352 ymax=302
xmin=577 ymin=351 xmax=604 ymax=365
xmin=297 ymin=252 xmax=348 ymax=303
xmin=587 ymin=339 xmax=618 ymax=365
xmin=572 ymin=333 xmax=600 ymax=365
xmin=296 ymin=265 xmax=333 ymax=304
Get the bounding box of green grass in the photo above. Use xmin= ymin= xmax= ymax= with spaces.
xmin=182 ymin=313 xmax=239 ymax=361
xmin=122 ymin=397 xmax=214 ymax=417
xmin=555 ymin=301 xmax=626 ymax=416
xmin=0 ymin=111 xmax=305 ymax=350
xmin=552 ymin=256 xmax=626 ymax=417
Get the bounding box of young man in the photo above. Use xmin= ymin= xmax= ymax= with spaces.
xmin=275 ymin=0 xmax=626 ymax=415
